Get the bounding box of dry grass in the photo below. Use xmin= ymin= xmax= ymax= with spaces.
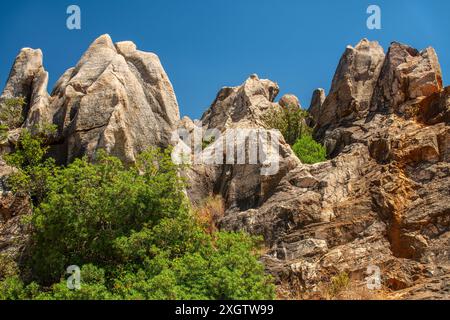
xmin=193 ymin=195 xmax=225 ymax=234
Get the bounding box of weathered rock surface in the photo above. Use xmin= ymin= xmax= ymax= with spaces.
xmin=1 ymin=48 xmax=50 ymax=128
xmin=315 ymin=39 xmax=385 ymax=138
xmin=371 ymin=43 xmax=443 ymax=115
xmin=215 ymin=40 xmax=449 ymax=299
xmin=179 ymin=74 xmax=300 ymax=210
xmin=1 ymin=36 xmax=448 ymax=300
xmin=1 ymin=34 xmax=180 ymax=164
xmin=307 ymin=88 xmax=325 ymax=127
xmin=46 ymin=35 xmax=180 ymax=164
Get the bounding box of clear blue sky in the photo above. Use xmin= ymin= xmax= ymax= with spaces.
xmin=1 ymin=0 xmax=449 ymax=119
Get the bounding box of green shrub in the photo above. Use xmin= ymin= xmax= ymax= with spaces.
xmin=0 ymin=134 xmax=275 ymax=300
xmin=292 ymin=135 xmax=327 ymax=164
xmin=263 ymin=104 xmax=310 ymax=145
xmin=0 ymin=97 xmax=26 ymax=140
xmin=4 ymin=128 xmax=57 ymax=204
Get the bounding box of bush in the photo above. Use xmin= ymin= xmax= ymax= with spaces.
xmin=4 ymin=128 xmax=57 ymax=204
xmin=292 ymin=135 xmax=327 ymax=164
xmin=0 ymin=97 xmax=26 ymax=139
xmin=0 ymin=134 xmax=275 ymax=300
xmin=263 ymin=104 xmax=310 ymax=145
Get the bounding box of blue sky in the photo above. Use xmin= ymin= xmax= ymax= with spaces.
xmin=1 ymin=0 xmax=449 ymax=119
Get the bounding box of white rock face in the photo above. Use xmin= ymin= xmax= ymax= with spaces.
xmin=45 ymin=34 xmax=179 ymax=164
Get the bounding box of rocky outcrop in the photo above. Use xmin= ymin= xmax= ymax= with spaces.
xmin=370 ymin=43 xmax=443 ymax=115
xmin=1 ymin=48 xmax=50 ymax=128
xmin=46 ymin=35 xmax=180 ymax=164
xmin=179 ymin=75 xmax=300 ymax=210
xmin=0 ymin=36 xmax=448 ymax=300
xmin=279 ymin=94 xmax=300 ymax=109
xmin=200 ymin=74 xmax=280 ymax=132
xmin=315 ymin=39 xmax=385 ymax=137
xmin=216 ymin=40 xmax=449 ymax=299
xmin=1 ymin=34 xmax=180 ymax=164
xmin=307 ymin=88 xmax=326 ymax=127
xmin=0 ymin=161 xmax=31 ymax=260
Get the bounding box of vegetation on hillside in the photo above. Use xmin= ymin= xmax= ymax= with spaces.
xmin=264 ymin=103 xmax=327 ymax=164
xmin=0 ymin=129 xmax=275 ymax=300
xmin=292 ymin=135 xmax=327 ymax=164
xmin=0 ymin=97 xmax=26 ymax=139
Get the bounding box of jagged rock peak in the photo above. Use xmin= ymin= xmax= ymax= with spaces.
xmin=308 ymin=88 xmax=326 ymax=126
xmin=370 ymin=41 xmax=443 ymax=114
xmin=1 ymin=47 xmax=50 ymax=127
xmin=201 ymin=75 xmax=280 ymax=131
xmin=43 ymin=34 xmax=180 ymax=164
xmin=316 ymin=39 xmax=385 ymax=135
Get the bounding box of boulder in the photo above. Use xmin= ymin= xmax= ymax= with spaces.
xmin=279 ymin=94 xmax=300 ymax=109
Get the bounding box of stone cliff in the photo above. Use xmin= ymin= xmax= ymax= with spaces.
xmin=0 ymin=36 xmax=448 ymax=299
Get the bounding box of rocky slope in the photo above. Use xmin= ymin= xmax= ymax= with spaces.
xmin=217 ymin=39 xmax=449 ymax=300
xmin=0 ymin=36 xmax=448 ymax=299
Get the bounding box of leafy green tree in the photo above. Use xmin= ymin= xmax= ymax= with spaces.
xmin=292 ymin=134 xmax=327 ymax=164
xmin=264 ymin=104 xmax=311 ymax=145
xmin=0 ymin=97 xmax=26 ymax=139
xmin=4 ymin=128 xmax=57 ymax=205
xmin=0 ymin=135 xmax=275 ymax=300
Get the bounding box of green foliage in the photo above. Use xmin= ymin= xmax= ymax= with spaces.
xmin=4 ymin=128 xmax=57 ymax=204
xmin=28 ymin=148 xmax=189 ymax=284
xmin=202 ymin=135 xmax=216 ymax=150
xmin=0 ymin=142 xmax=275 ymax=300
xmin=0 ymin=254 xmax=19 ymax=280
xmin=0 ymin=97 xmax=26 ymax=140
xmin=292 ymin=134 xmax=327 ymax=164
xmin=263 ymin=104 xmax=311 ymax=145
